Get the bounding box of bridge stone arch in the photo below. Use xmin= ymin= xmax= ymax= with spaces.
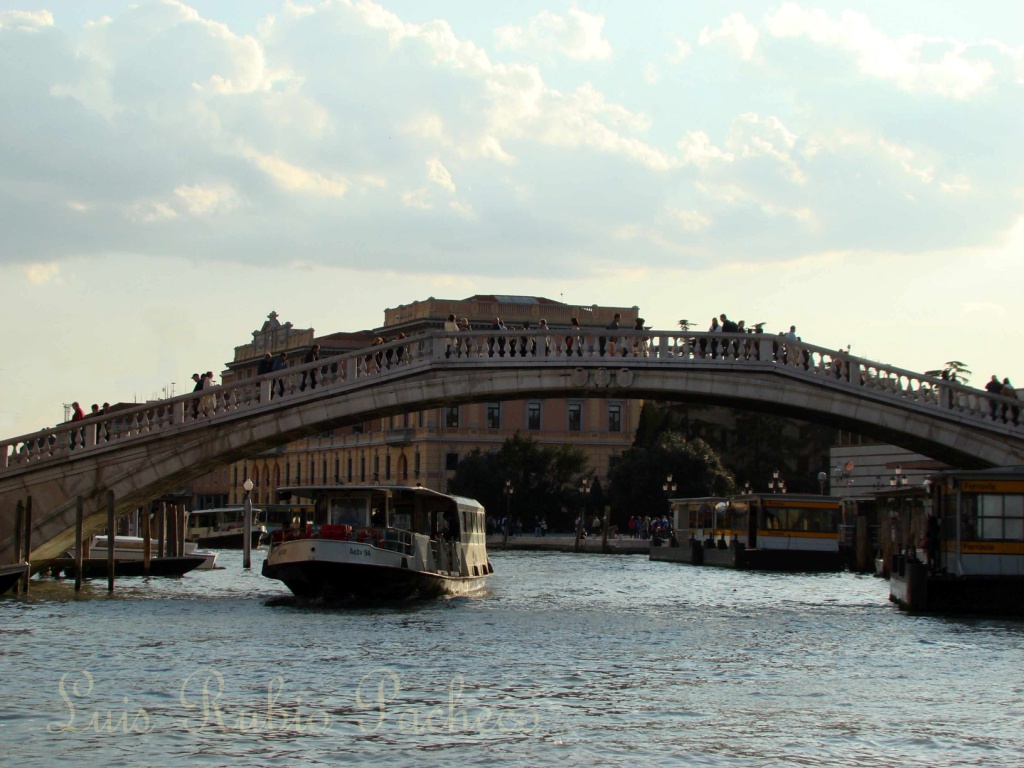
xmin=2 ymin=330 xmax=1022 ymax=566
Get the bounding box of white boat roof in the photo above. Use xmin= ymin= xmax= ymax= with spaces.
xmin=277 ymin=484 xmax=484 ymax=511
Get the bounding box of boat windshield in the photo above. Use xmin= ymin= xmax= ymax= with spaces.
xmin=328 ymin=497 xmax=369 ymax=527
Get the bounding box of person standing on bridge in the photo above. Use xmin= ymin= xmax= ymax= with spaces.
xmin=985 ymin=375 xmax=1003 ymax=420
xmin=302 ymin=344 xmax=320 ymax=390
xmin=257 ymin=352 xmax=273 ymax=376
xmin=69 ymin=402 xmax=85 ymax=448
xmin=444 ymin=314 xmax=459 ymax=358
xmin=1002 ymin=378 xmax=1019 ymax=425
xmin=271 ymin=352 xmax=288 ymax=397
xmin=600 ymin=313 xmax=620 ymax=356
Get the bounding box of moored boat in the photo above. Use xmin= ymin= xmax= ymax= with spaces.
xmin=0 ymin=562 xmax=29 ymax=595
xmin=262 ymin=484 xmax=493 ymax=600
xmin=186 ymin=506 xmax=266 ymax=549
xmin=885 ymin=467 xmax=1024 ymax=615
xmin=652 ymin=493 xmax=844 ymax=571
xmin=88 ymin=535 xmax=218 ymax=570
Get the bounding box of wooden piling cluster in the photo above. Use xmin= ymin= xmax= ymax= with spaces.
xmin=5 ymin=492 xmax=192 ymax=596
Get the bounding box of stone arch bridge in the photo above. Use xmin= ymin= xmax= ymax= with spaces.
xmin=2 ymin=329 xmax=1022 ymax=566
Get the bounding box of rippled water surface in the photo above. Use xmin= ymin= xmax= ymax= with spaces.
xmin=2 ymin=550 xmax=1022 ymax=767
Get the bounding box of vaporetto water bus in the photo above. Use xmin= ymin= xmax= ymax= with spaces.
xmin=261 ymin=484 xmax=493 ymax=600
xmin=887 ymin=467 xmax=1024 ymax=615
xmin=186 ymin=506 xmax=266 ymax=549
xmin=652 ymin=493 xmax=844 ymax=571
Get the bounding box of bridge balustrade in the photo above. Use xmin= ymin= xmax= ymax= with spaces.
xmin=1 ymin=330 xmax=1021 ymax=476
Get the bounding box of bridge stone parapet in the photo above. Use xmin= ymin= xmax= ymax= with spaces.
xmin=1 ymin=330 xmax=1022 ymax=567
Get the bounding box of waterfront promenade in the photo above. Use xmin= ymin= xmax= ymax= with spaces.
xmin=487 ymin=532 xmax=652 ymax=554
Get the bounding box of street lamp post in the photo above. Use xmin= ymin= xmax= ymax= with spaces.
xmin=502 ymin=480 xmax=514 ymax=549
xmin=242 ymin=477 xmax=254 ymax=569
xmin=769 ymin=469 xmax=785 ymax=494
xmin=662 ymin=473 xmax=677 ymax=541
xmin=574 ymin=478 xmax=591 ymax=553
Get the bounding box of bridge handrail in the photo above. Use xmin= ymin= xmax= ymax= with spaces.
xmin=1 ymin=329 xmax=1019 ymax=473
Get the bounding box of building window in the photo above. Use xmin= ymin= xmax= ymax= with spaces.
xmin=385 ymin=453 xmax=391 ymax=480
xmin=445 ymin=406 xmax=460 ymax=428
xmin=360 ymin=456 xmax=366 ymax=482
xmin=568 ymin=402 xmax=582 ymax=432
xmin=527 ymin=401 xmax=541 ymax=430
xmin=486 ymin=403 xmax=501 ymax=430
xmin=334 ymin=458 xmax=339 ymax=484
xmin=445 ymin=452 xmax=459 ymax=471
xmin=296 ymin=462 xmax=301 ymax=484
xmin=608 ymin=404 xmax=622 ymax=433
xmin=310 ymin=458 xmax=315 ymax=483
xmin=415 ymin=451 xmax=421 ymax=477
xmin=373 ymin=454 xmax=380 ymax=482
xmin=322 ymin=459 xmax=327 ymax=483
xmin=347 ymin=455 xmax=353 ymax=482
xmin=609 ymin=454 xmax=621 ymax=472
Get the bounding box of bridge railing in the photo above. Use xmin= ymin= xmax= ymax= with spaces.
xmin=1 ymin=330 xmax=1020 ymax=474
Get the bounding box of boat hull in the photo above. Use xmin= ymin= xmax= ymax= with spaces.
xmin=890 ymin=557 xmax=1024 ymax=615
xmin=651 ymin=540 xmax=844 ymax=572
xmin=48 ymin=556 xmax=206 ymax=579
xmin=262 ymin=558 xmax=487 ymax=601
xmin=0 ymin=563 xmax=29 ymax=595
xmin=194 ymin=530 xmax=264 ymax=549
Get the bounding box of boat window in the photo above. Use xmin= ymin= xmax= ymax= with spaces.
xmin=761 ymin=504 xmax=837 ymax=533
xmin=973 ymin=494 xmax=1024 ymax=541
xmin=329 ymin=497 xmax=369 ymax=527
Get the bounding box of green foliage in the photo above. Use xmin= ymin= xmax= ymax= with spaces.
xmin=924 ymin=360 xmax=972 ymax=385
xmin=447 ymin=432 xmax=589 ymax=531
xmin=607 ymin=431 xmax=737 ymax=527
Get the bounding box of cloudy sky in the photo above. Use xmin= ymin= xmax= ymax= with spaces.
xmin=2 ymin=0 xmax=1022 ymax=437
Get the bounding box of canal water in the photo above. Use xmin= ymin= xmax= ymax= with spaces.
xmin=1 ymin=550 xmax=1022 ymax=767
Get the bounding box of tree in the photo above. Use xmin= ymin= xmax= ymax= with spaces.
xmin=607 ymin=432 xmax=737 ymax=527
xmin=447 ymin=432 xmax=589 ymax=531
xmin=924 ymin=360 xmax=972 ymax=385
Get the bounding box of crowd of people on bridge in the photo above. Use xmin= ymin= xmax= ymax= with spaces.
xmin=985 ymin=375 xmax=1019 ymax=424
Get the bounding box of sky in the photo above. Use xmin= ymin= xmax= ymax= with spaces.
xmin=1 ymin=0 xmax=1022 ymax=438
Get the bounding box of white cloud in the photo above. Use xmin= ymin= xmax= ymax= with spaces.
xmin=668 ymin=37 xmax=692 ymax=63
xmin=765 ymin=2 xmax=996 ymax=99
xmin=698 ymin=13 xmax=759 ymax=61
xmin=667 ymin=208 xmax=712 ymax=232
xmin=25 ymin=263 xmax=60 ymax=284
xmin=495 ymin=8 xmax=612 ymax=61
xmin=677 ymin=131 xmax=734 ymax=168
xmin=174 ymin=184 xmax=240 ymax=216
xmin=238 ymin=145 xmax=349 ymax=197
xmin=426 ymin=158 xmax=455 ymax=192
xmin=0 ymin=9 xmax=53 ymax=31
xmin=126 ymin=200 xmax=179 ymax=223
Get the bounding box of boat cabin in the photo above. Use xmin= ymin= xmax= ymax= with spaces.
xmin=887 ymin=468 xmax=1024 ymax=578
xmin=273 ymin=485 xmax=486 ymax=547
xmin=673 ymin=493 xmax=841 ymax=552
xmin=187 ymin=506 xmax=264 ymax=534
